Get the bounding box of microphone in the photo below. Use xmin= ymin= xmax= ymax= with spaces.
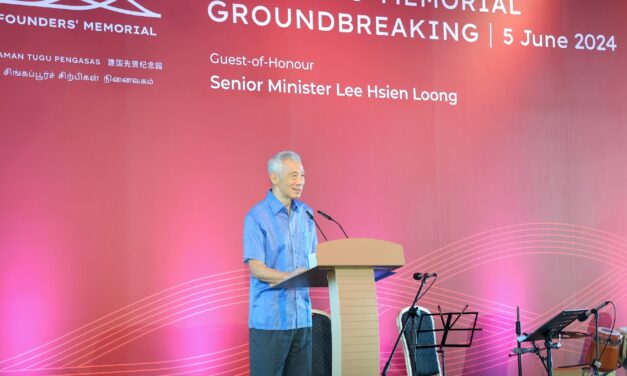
xmin=516 ymin=306 xmax=521 ymax=336
xmin=413 ymin=272 xmax=438 ymax=280
xmin=306 ymin=210 xmax=328 ymax=241
xmin=577 ymin=301 xmax=611 ymax=322
xmin=316 ymin=210 xmax=348 ymax=238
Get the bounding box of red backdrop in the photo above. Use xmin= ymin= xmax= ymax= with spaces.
xmin=1 ymin=1 xmax=626 ymax=375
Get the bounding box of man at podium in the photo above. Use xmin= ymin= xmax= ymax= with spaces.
xmin=243 ymin=151 xmax=318 ymax=376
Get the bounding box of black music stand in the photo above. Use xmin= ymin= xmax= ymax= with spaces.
xmin=414 ymin=310 xmax=480 ymax=376
xmin=517 ymin=309 xmax=587 ymax=376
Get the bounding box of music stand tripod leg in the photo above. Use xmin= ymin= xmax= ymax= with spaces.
xmin=544 ymin=336 xmax=554 ymax=376
xmin=437 ymin=348 xmax=446 ymax=376
xmin=437 ymin=313 xmax=453 ymax=376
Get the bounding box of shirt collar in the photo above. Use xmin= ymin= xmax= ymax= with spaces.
xmin=266 ymin=190 xmax=300 ymax=215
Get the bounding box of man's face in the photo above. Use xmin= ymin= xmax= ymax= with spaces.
xmin=271 ymin=158 xmax=305 ymax=202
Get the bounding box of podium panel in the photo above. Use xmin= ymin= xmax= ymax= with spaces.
xmin=329 ymin=268 xmax=380 ymax=376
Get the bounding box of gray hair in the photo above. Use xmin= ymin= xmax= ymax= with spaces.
xmin=267 ymin=150 xmax=301 ymax=176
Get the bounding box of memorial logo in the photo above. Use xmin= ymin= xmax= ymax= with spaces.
xmin=0 ymin=0 xmax=161 ymax=18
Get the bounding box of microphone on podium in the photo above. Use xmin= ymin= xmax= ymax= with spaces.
xmin=306 ymin=210 xmax=328 ymax=241
xmin=317 ymin=209 xmax=349 ymax=238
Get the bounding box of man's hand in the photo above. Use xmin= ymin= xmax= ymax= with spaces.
xmin=291 ymin=267 xmax=307 ymax=276
xmin=248 ymin=260 xmax=307 ymax=285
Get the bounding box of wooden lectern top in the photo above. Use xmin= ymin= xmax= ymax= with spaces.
xmin=315 ymin=238 xmax=404 ymax=267
xmin=273 ymin=238 xmax=405 ymax=289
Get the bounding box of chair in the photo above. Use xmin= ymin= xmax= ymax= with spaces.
xmin=312 ymin=309 xmax=332 ymax=376
xmin=398 ymin=306 xmax=441 ymax=376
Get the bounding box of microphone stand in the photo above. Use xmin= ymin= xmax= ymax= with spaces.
xmin=580 ymin=302 xmax=610 ymax=376
xmin=316 ymin=210 xmax=348 ymax=238
xmin=381 ymin=277 xmax=428 ymax=376
xmin=306 ymin=211 xmax=328 ymax=241
xmin=330 ymin=217 xmax=348 ymax=238
xmin=516 ymin=306 xmax=523 ymax=376
xmin=591 ymin=310 xmax=601 ymax=376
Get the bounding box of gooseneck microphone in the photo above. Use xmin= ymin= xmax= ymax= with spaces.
xmin=306 ymin=210 xmax=328 ymax=241
xmin=577 ymin=301 xmax=611 ymax=322
xmin=413 ymin=272 xmax=438 ymax=280
xmin=317 ymin=209 xmax=349 ymax=238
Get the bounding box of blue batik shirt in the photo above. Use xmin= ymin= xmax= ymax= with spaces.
xmin=243 ymin=190 xmax=318 ymax=330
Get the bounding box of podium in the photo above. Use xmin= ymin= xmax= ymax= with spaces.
xmin=274 ymin=238 xmax=405 ymax=376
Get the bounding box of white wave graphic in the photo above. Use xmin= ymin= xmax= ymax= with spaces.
xmin=0 ymin=0 xmax=161 ymax=18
